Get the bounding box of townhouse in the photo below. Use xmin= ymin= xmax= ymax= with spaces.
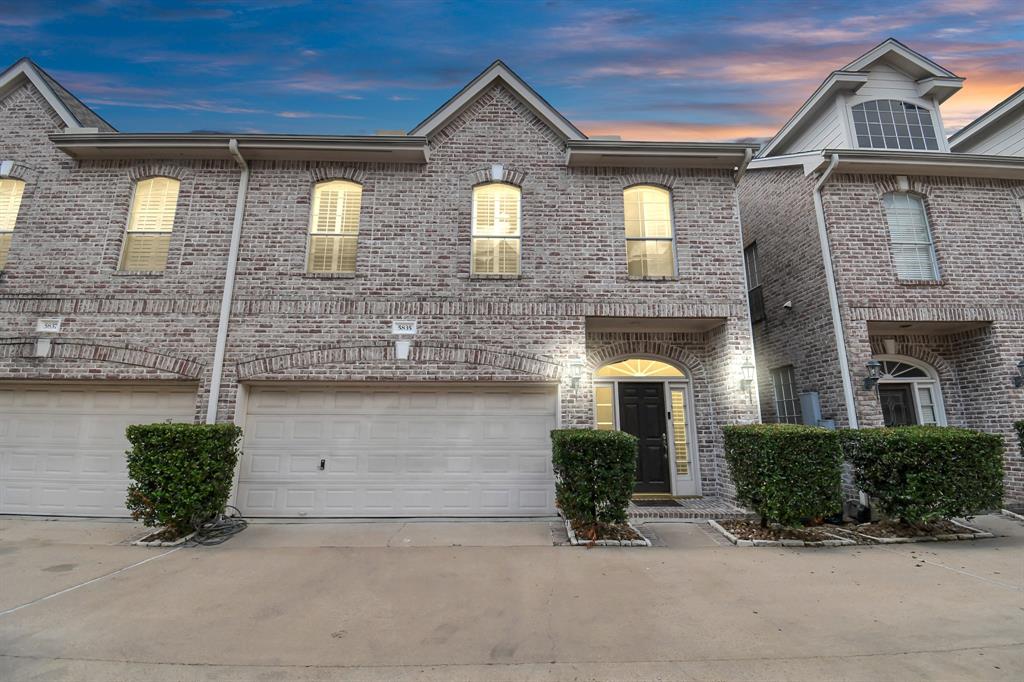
xmin=0 ymin=59 xmax=759 ymax=518
xmin=738 ymin=39 xmax=1024 ymax=504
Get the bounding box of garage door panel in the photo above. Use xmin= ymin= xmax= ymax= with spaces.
xmin=0 ymin=384 xmax=197 ymax=516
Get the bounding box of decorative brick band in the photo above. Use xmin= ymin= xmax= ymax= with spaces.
xmin=310 ymin=166 xmax=368 ymax=184
xmin=236 ymin=342 xmax=562 ymax=380
xmin=586 ymin=340 xmax=709 ymax=382
xmin=127 ymin=163 xmax=195 ymax=182
xmin=848 ymin=306 xmax=1023 ymax=323
xmin=0 ymin=337 xmax=203 ymax=378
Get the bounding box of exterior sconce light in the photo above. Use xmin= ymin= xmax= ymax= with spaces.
xmin=1013 ymin=359 xmax=1024 ymax=389
xmin=863 ymin=359 xmax=882 ymax=390
xmin=740 ymin=360 xmax=755 ymax=402
xmin=566 ymin=358 xmax=585 ymax=390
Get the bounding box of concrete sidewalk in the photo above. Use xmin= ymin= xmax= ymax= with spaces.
xmin=1 ymin=514 xmax=1022 ymax=681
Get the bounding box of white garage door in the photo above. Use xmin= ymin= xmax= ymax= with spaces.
xmin=238 ymin=384 xmax=558 ymax=517
xmin=0 ymin=384 xmax=197 ymax=517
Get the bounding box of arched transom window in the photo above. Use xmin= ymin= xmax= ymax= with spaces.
xmin=623 ymin=185 xmax=675 ymax=278
xmin=852 ymin=100 xmax=939 ymax=151
xmin=0 ymin=177 xmax=26 ymax=270
xmin=882 ymin=192 xmax=939 ymax=281
xmin=308 ymin=180 xmax=362 ymax=273
xmin=472 ymin=182 xmax=521 ymax=275
xmin=874 ymin=356 xmax=945 ymax=427
xmin=120 ymin=176 xmax=180 ymax=272
xmin=595 ymin=358 xmax=685 ymax=378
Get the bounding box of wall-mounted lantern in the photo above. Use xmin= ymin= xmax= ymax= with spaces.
xmin=863 ymin=359 xmax=882 ymax=391
xmin=565 ymin=358 xmax=585 ymax=390
xmin=740 ymin=360 xmax=755 ymax=402
xmin=1013 ymin=359 xmax=1024 ymax=389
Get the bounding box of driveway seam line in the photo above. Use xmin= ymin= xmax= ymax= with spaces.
xmin=875 ymin=545 xmax=1023 ymax=591
xmin=0 ymin=546 xmax=182 ymax=618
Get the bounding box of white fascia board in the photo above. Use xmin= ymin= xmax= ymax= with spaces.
xmin=0 ymin=60 xmax=82 ymax=129
xmin=949 ymin=86 xmax=1024 ymax=149
xmin=409 ymin=61 xmax=585 ymax=140
xmin=746 ymin=151 xmax=826 ymax=175
xmin=915 ymin=77 xmax=964 ymax=104
xmin=821 ymin=149 xmax=1024 ymax=179
xmin=843 ymin=39 xmax=958 ymax=79
xmin=756 ymin=72 xmax=868 ymax=158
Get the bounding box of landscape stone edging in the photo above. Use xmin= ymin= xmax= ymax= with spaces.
xmin=707 ymin=519 xmax=856 ymax=547
xmin=849 ymin=519 xmax=993 ymax=544
xmin=131 ymin=530 xmax=196 ymax=547
xmin=563 ymin=519 xmax=651 ymax=547
xmin=1001 ymin=508 xmax=1024 ymax=522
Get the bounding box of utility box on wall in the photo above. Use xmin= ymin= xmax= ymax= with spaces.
xmin=799 ymin=391 xmax=835 ymax=429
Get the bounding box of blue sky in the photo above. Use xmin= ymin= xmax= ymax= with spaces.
xmin=2 ymin=0 xmax=1021 ymax=140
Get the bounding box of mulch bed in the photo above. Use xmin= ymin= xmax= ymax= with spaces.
xmin=570 ymin=519 xmax=644 ymax=542
xmin=718 ymin=519 xmax=841 ymax=543
xmin=852 ymin=519 xmax=972 ymax=538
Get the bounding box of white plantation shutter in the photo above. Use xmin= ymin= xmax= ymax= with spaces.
xmin=472 ymin=183 xmax=521 ymax=275
xmin=120 ymin=177 xmax=179 ymax=272
xmin=308 ymin=180 xmax=362 ymax=273
xmin=883 ymin=193 xmax=938 ymax=281
xmin=623 ymin=185 xmax=675 ymax=277
xmin=0 ymin=178 xmax=25 ymax=269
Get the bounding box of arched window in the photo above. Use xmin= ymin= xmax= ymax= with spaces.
xmin=471 ymin=182 xmax=521 ymax=275
xmin=874 ymin=355 xmax=946 ymax=426
xmin=308 ymin=180 xmax=362 ymax=273
xmin=0 ymin=177 xmax=26 ymax=270
xmin=852 ymin=100 xmax=939 ymax=151
xmin=623 ymin=185 xmax=675 ymax=278
xmin=120 ymin=177 xmax=180 ymax=272
xmin=882 ymin=193 xmax=939 ymax=281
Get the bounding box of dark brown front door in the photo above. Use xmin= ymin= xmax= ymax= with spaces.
xmin=617 ymin=382 xmax=670 ymax=493
xmin=879 ymin=383 xmax=917 ymax=427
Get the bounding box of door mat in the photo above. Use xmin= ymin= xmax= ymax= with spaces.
xmin=631 ymin=499 xmax=682 ymax=507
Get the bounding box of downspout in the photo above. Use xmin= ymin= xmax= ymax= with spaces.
xmin=205 ymin=139 xmax=249 ymax=424
xmin=812 ymin=153 xmax=858 ymax=428
xmin=732 ymin=148 xmax=761 ymax=422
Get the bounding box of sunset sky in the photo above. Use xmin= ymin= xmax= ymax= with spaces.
xmin=1 ymin=0 xmax=1021 ymax=141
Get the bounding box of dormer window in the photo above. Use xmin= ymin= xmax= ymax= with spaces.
xmin=852 ymin=100 xmax=939 ymax=151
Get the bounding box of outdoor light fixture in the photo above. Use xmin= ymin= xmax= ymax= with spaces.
xmin=1014 ymin=359 xmax=1024 ymax=389
xmin=566 ymin=358 xmax=585 ymax=389
xmin=740 ymin=360 xmax=755 ymax=402
xmin=863 ymin=359 xmax=882 ymax=390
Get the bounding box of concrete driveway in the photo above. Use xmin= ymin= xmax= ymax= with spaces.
xmin=1 ymin=515 xmax=1022 ymax=681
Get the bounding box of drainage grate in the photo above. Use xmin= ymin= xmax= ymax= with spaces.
xmin=631 ymin=499 xmax=682 ymax=507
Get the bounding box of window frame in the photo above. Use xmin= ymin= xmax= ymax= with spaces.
xmin=118 ymin=176 xmax=181 ymax=273
xmin=770 ymin=365 xmax=802 ymax=425
xmin=306 ymin=179 xmax=363 ymax=275
xmin=851 ymin=99 xmax=940 ymax=151
xmin=622 ymin=184 xmax=678 ymax=279
xmin=882 ymin=192 xmax=940 ymax=282
xmin=743 ymin=242 xmax=765 ymax=322
xmin=470 ymin=181 xmax=522 ymax=277
xmin=0 ymin=177 xmax=26 ymax=270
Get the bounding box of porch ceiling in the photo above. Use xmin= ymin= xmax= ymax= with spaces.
xmin=869 ymin=320 xmax=991 ymax=335
xmin=587 ymin=317 xmax=726 ymax=333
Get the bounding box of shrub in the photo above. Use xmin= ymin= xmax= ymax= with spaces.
xmin=125 ymin=423 xmax=243 ymax=537
xmin=841 ymin=426 xmax=1003 ymax=524
xmin=723 ymin=424 xmax=842 ymax=527
xmin=551 ymin=429 xmax=637 ymax=525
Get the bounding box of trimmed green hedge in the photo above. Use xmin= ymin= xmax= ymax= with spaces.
xmin=723 ymin=424 xmax=842 ymax=527
xmin=126 ymin=423 xmax=242 ymax=536
xmin=841 ymin=426 xmax=1003 ymax=523
xmin=551 ymin=429 xmax=637 ymax=525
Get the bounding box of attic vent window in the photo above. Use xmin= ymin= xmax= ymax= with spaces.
xmin=852 ymin=100 xmax=939 ymax=151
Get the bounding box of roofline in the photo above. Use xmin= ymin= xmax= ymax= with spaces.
xmin=749 ymin=148 xmax=1024 ymax=179
xmin=28 ymin=58 xmax=118 ymax=132
xmin=843 ymin=37 xmax=959 ymax=79
xmin=566 ymin=140 xmax=754 ymax=169
xmin=408 ymin=60 xmax=586 ymax=140
xmin=949 ymin=85 xmax=1024 ymax=148
xmin=0 ymin=57 xmax=82 ymax=129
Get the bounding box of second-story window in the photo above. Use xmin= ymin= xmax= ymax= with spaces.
xmin=120 ymin=176 xmax=179 ymax=272
xmin=308 ymin=180 xmax=362 ymax=274
xmin=852 ymin=100 xmax=939 ymax=151
xmin=0 ymin=177 xmax=26 ymax=270
xmin=882 ymin=192 xmax=939 ymax=281
xmin=623 ymin=185 xmax=675 ymax=278
xmin=744 ymin=242 xmax=765 ymax=322
xmin=472 ymin=182 xmax=521 ymax=276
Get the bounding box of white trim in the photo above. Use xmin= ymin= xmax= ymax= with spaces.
xmin=0 ymin=60 xmax=83 ymax=130
xmin=949 ymin=86 xmax=1024 ymax=150
xmin=842 ymin=39 xmax=958 ymax=80
xmin=757 ymin=72 xmax=868 ymax=158
xmin=873 ymin=354 xmax=947 ymax=426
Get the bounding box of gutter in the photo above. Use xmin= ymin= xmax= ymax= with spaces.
xmin=812 ymin=153 xmax=858 ymax=428
xmin=205 ymin=139 xmax=249 ymax=424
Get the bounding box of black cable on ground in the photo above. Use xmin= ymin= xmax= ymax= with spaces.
xmin=188 ymin=505 xmax=248 ymax=546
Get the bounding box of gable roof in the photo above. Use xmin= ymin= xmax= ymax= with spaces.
xmin=409 ymin=60 xmax=585 ymax=140
xmin=757 ymin=38 xmax=963 ymax=158
xmin=949 ymin=86 xmax=1024 ymax=152
xmin=0 ymin=58 xmax=116 ymax=132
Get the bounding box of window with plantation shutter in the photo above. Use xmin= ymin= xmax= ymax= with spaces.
xmin=0 ymin=178 xmax=25 ymax=270
xmin=882 ymin=193 xmax=939 ymax=281
xmin=471 ymin=183 xmax=521 ymax=276
xmin=308 ymin=180 xmax=362 ymax=273
xmin=120 ymin=177 xmax=179 ymax=272
xmin=623 ymin=185 xmax=675 ymax=278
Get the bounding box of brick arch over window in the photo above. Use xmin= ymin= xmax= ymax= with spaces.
xmin=0 ymin=162 xmax=39 ymax=184
xmin=618 ymin=173 xmax=677 ymax=191
xmin=586 ymin=341 xmax=708 ymax=383
xmin=867 ymin=338 xmax=954 ymax=380
xmin=310 ymin=166 xmax=367 ymax=184
xmin=127 ymin=164 xmax=194 ymax=183
xmin=468 ymin=166 xmax=527 ymax=187
xmin=0 ymin=337 xmax=203 ymax=379
xmin=873 ymin=176 xmax=934 ymax=198
xmin=235 ymin=343 xmax=562 ymax=380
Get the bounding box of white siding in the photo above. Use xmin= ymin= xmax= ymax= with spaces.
xmin=782 ymin=104 xmax=845 ymax=154
xmin=954 ymin=108 xmax=1024 ymax=156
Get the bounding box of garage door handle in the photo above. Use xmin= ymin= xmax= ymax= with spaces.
xmin=319 ymin=459 xmax=326 ymax=471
